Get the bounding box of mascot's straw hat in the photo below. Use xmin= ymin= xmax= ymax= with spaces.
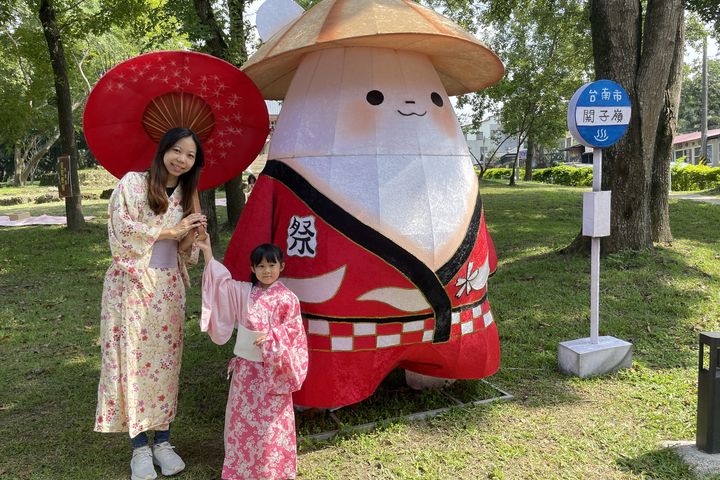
xmin=243 ymin=0 xmax=504 ymax=100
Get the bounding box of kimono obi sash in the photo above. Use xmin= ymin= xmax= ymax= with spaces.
xmin=149 ymin=239 xmax=178 ymax=268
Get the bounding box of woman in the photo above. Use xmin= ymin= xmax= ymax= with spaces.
xmin=94 ymin=127 xmax=206 ymax=480
xmin=245 ymin=173 xmax=257 ymax=200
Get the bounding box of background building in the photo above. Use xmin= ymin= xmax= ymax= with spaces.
xmin=247 ymin=100 xmax=281 ymax=176
xmin=672 ymin=129 xmax=720 ymax=166
xmin=463 ymin=115 xmax=523 ymax=166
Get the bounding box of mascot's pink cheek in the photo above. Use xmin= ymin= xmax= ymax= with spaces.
xmin=435 ymin=109 xmax=458 ymax=139
xmin=338 ymin=99 xmax=375 ymax=138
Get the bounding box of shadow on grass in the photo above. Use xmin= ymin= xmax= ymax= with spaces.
xmin=488 ymin=232 xmax=718 ymax=376
xmin=297 ymin=388 xmax=502 ymax=454
xmin=669 ymin=200 xmax=720 ymax=246
xmin=294 ymin=369 xmax=509 ymax=438
xmin=616 ymin=447 xmax=696 ymax=480
xmin=2 ymin=182 xmax=718 ymax=478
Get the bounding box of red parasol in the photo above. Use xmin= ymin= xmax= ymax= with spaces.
xmin=83 ymin=50 xmax=269 ymax=191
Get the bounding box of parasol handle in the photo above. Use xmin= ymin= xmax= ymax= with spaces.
xmin=192 ymin=191 xmax=208 ymax=241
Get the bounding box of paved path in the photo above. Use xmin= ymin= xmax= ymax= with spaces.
xmin=670 ymin=193 xmax=720 ymax=205
xmin=0 ymin=215 xmax=96 ymax=227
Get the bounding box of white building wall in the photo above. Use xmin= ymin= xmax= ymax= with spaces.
xmin=463 ymin=115 xmax=520 ymax=163
xmin=673 ymin=137 xmax=720 ymax=166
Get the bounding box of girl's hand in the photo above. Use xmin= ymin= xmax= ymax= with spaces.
xmin=179 ymin=229 xmax=197 ymax=252
xmin=198 ymin=235 xmax=213 ymax=261
xmin=253 ymin=335 xmax=268 ymax=346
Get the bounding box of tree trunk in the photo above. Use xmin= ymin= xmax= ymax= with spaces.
xmin=508 ymin=139 xmax=521 ymax=186
xmin=222 ymin=0 xmax=249 ymax=229
xmin=524 ymin=138 xmax=535 ymax=181
xmin=20 ymin=133 xmax=61 ymax=184
xmin=651 ymin=12 xmax=683 ymax=244
xmin=566 ymin=0 xmax=681 ymax=254
xmin=700 ymin=36 xmax=708 ymax=162
xmin=192 ymin=0 xmax=253 ymax=236
xmin=192 ymin=0 xmax=228 ymax=58
xmin=228 ymin=0 xmax=248 ymax=66
xmin=13 ymin=144 xmax=23 ymax=186
xmin=224 ymin=176 xmax=246 ymax=227
xmin=200 ymin=189 xmax=220 ymax=247
xmin=39 ymin=0 xmax=85 ymax=231
xmin=192 ymin=0 xmax=228 ymax=248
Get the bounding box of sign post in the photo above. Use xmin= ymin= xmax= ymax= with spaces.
xmin=57 ymin=155 xmax=72 ymax=199
xmin=558 ymin=80 xmax=633 ymax=377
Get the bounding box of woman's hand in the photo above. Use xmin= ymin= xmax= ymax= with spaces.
xmin=254 ymin=335 xmax=269 ymax=347
xmin=160 ymin=213 xmax=206 ymax=241
xmin=174 ymin=213 xmax=206 ymax=239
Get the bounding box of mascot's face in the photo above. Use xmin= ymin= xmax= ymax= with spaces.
xmin=267 ymin=46 xmax=477 ymax=267
xmin=269 ymin=47 xmax=470 ymax=159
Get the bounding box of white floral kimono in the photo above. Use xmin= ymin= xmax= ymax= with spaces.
xmin=94 ymin=171 xmax=198 ymax=438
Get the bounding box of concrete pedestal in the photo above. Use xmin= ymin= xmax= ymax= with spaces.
xmin=558 ymin=336 xmax=633 ymax=378
xmin=664 ymin=440 xmax=720 ymax=477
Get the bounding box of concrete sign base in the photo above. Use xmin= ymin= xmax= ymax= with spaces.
xmin=558 ymin=336 xmax=633 ymax=378
xmin=664 ymin=440 xmax=720 ymax=477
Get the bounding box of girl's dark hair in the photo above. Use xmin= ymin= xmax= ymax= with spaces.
xmin=249 ymin=243 xmax=284 ymax=284
xmin=147 ymin=127 xmax=205 ymax=215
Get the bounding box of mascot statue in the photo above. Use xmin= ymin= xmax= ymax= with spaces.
xmin=225 ymin=0 xmax=505 ymax=408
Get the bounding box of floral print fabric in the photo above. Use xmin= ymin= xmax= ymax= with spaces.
xmin=202 ymin=259 xmax=308 ymax=480
xmin=94 ymin=171 xmax=198 ymax=438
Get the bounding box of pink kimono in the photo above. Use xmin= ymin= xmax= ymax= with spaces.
xmin=201 ymin=258 xmax=308 ymax=480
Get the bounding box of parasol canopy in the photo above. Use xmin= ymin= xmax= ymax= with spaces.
xmin=84 ymin=50 xmax=269 ymax=190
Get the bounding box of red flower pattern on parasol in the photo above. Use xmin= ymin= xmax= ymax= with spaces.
xmin=83 ymin=50 xmax=269 ymax=190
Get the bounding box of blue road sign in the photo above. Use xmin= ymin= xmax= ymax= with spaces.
xmin=568 ymin=80 xmax=631 ymax=148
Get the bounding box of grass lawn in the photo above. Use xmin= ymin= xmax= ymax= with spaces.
xmin=1 ymin=179 xmax=719 ymax=479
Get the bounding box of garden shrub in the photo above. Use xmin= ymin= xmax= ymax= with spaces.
xmin=486 ymin=164 xmax=720 ymax=191
xmin=0 ymin=196 xmax=29 ymax=206
xmin=532 ymin=165 xmax=593 ymax=187
xmin=35 ymin=193 xmax=59 ymax=204
xmin=483 ymin=168 xmax=513 ymax=180
xmin=78 ymin=168 xmax=117 ymax=187
xmin=37 ymin=169 xmax=116 ymax=188
xmin=484 ymin=166 xmax=593 ymax=187
xmin=671 ymin=164 xmax=720 ymax=191
xmin=38 ymin=173 xmax=57 ymax=186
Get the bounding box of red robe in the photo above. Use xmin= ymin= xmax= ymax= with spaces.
xmin=225 ymin=160 xmax=499 ymax=408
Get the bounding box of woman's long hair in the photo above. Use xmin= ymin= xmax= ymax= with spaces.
xmin=249 ymin=244 xmax=284 ymax=284
xmin=147 ymin=127 xmax=204 ymax=215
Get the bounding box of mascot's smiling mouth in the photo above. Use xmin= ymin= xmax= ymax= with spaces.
xmin=397 ymin=110 xmax=427 ymax=117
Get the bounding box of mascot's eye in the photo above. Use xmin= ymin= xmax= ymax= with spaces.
xmin=431 ymin=92 xmax=444 ymax=107
xmin=366 ymin=90 xmax=384 ymax=106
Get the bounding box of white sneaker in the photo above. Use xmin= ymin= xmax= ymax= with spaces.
xmin=131 ymin=446 xmax=157 ymax=480
xmin=152 ymin=442 xmax=186 ymax=476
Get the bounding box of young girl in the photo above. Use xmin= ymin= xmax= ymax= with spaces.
xmin=198 ymin=238 xmax=308 ymax=480
xmin=95 ymin=127 xmax=206 ymax=480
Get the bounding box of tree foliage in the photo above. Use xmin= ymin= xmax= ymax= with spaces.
xmin=0 ymin=0 xmax=187 ymax=184
xmin=451 ymin=0 xmax=592 ymax=184
xmin=679 ymin=57 xmax=720 ymax=132
xmin=685 ymin=0 xmax=720 ymax=34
